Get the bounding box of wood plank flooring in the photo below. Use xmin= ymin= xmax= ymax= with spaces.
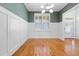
xmin=64 ymin=38 xmax=79 ymax=56
xmin=12 ymin=38 xmax=64 ymax=56
xmin=12 ymin=38 xmax=79 ymax=56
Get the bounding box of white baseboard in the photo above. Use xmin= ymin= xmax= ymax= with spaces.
xmin=9 ymin=38 xmax=28 ymax=56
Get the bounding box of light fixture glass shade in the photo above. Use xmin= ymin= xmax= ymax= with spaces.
xmin=50 ymin=4 xmax=54 ymax=8
xmin=42 ymin=10 xmax=45 ymax=13
xmin=46 ymin=6 xmax=50 ymax=9
xmin=49 ymin=9 xmax=53 ymax=13
xmin=40 ymin=5 xmax=44 ymax=9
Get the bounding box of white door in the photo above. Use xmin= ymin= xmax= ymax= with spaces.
xmin=64 ymin=20 xmax=75 ymax=38
xmin=63 ymin=9 xmax=75 ymax=38
xmin=0 ymin=11 xmax=8 ymax=55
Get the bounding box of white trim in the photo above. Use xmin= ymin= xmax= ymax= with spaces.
xmin=9 ymin=39 xmax=28 ymax=56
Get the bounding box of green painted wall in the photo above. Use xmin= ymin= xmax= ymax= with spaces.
xmin=50 ymin=12 xmax=60 ymax=22
xmin=28 ymin=3 xmax=78 ymax=22
xmin=28 ymin=12 xmax=60 ymax=23
xmin=28 ymin=12 xmax=34 ymax=22
xmin=0 ymin=3 xmax=78 ymax=22
xmin=59 ymin=3 xmax=78 ymax=21
xmin=0 ymin=3 xmax=28 ymax=21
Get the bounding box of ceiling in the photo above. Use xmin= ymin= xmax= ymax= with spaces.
xmin=25 ymin=3 xmax=68 ymax=12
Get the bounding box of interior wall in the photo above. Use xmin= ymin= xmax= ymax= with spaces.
xmin=0 ymin=3 xmax=29 ymax=21
xmin=28 ymin=12 xmax=61 ymax=22
xmin=8 ymin=15 xmax=28 ymax=55
xmin=27 ymin=11 xmax=63 ymax=39
xmin=28 ymin=3 xmax=78 ymax=39
xmin=0 ymin=11 xmax=8 ymax=56
xmin=62 ymin=9 xmax=76 ymax=38
xmin=0 ymin=5 xmax=28 ymax=55
xmin=75 ymin=5 xmax=79 ymax=39
xmin=59 ymin=3 xmax=78 ymax=21
xmin=58 ymin=3 xmax=78 ymax=39
xmin=62 ymin=4 xmax=79 ymax=39
xmin=28 ymin=22 xmax=63 ymax=39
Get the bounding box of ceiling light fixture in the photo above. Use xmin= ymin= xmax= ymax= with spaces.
xmin=50 ymin=4 xmax=54 ymax=8
xmin=40 ymin=5 xmax=44 ymax=9
xmin=40 ymin=4 xmax=54 ymax=13
xmin=42 ymin=10 xmax=45 ymax=13
xmin=49 ymin=9 xmax=53 ymax=13
xmin=46 ymin=6 xmax=50 ymax=9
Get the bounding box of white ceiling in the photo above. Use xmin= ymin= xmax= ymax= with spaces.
xmin=25 ymin=3 xmax=68 ymax=12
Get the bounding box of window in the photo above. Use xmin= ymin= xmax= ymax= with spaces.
xmin=34 ymin=13 xmax=50 ymax=32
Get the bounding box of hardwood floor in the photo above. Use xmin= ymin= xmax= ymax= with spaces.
xmin=12 ymin=38 xmax=64 ymax=56
xmin=64 ymin=38 xmax=79 ymax=56
xmin=12 ymin=38 xmax=79 ymax=56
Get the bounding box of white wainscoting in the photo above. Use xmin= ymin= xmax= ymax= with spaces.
xmin=0 ymin=6 xmax=28 ymax=55
xmin=8 ymin=15 xmax=28 ymax=55
xmin=28 ymin=22 xmax=63 ymax=40
xmin=0 ymin=11 xmax=8 ymax=56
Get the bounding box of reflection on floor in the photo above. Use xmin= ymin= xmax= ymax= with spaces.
xmin=64 ymin=38 xmax=79 ymax=56
xmin=12 ymin=38 xmax=79 ymax=56
xmin=12 ymin=38 xmax=64 ymax=56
